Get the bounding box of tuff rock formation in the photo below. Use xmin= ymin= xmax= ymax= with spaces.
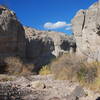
xmin=0 ymin=5 xmax=76 ymax=69
xmin=72 ymin=2 xmax=100 ymax=61
xmin=0 ymin=5 xmax=26 ymax=59
xmin=24 ymin=27 xmax=76 ymax=68
xmin=24 ymin=27 xmax=76 ymax=57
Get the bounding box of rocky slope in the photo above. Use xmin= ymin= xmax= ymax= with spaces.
xmin=72 ymin=2 xmax=100 ymax=61
xmin=0 ymin=75 xmax=99 ymax=100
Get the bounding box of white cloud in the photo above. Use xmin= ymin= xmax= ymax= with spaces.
xmin=44 ymin=21 xmax=71 ymax=29
xmin=65 ymin=27 xmax=72 ymax=31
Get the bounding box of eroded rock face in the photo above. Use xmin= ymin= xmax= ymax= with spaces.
xmin=24 ymin=27 xmax=76 ymax=57
xmin=0 ymin=5 xmax=26 ymax=59
xmin=0 ymin=5 xmax=76 ymax=71
xmin=72 ymin=2 xmax=100 ymax=61
xmin=24 ymin=27 xmax=76 ymax=68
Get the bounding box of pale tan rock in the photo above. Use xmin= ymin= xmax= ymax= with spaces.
xmin=72 ymin=2 xmax=100 ymax=61
xmin=30 ymin=80 xmax=45 ymax=89
xmin=24 ymin=27 xmax=76 ymax=68
xmin=48 ymin=97 xmax=61 ymax=100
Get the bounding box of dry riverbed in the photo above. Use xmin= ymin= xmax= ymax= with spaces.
xmin=0 ymin=74 xmax=99 ymax=100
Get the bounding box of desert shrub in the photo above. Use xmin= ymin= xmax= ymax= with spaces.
xmin=50 ymin=54 xmax=83 ymax=80
xmin=50 ymin=54 xmax=98 ymax=83
xmin=4 ymin=57 xmax=33 ymax=75
xmin=20 ymin=63 xmax=35 ymax=76
xmin=4 ymin=57 xmax=23 ymax=75
xmin=77 ymin=67 xmax=86 ymax=82
xmin=50 ymin=54 xmax=100 ymax=91
xmin=50 ymin=53 xmax=100 ymax=91
xmin=89 ymin=77 xmax=100 ymax=91
xmin=84 ymin=62 xmax=100 ymax=91
xmin=77 ymin=63 xmax=97 ymax=83
xmin=39 ymin=65 xmax=52 ymax=75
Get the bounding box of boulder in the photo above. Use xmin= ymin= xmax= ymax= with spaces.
xmin=67 ymin=86 xmax=86 ymax=100
xmin=71 ymin=86 xmax=86 ymax=98
xmin=72 ymin=2 xmax=100 ymax=61
xmin=30 ymin=80 xmax=45 ymax=89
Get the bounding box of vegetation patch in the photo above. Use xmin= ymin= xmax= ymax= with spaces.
xmin=39 ymin=65 xmax=52 ymax=75
xmin=50 ymin=54 xmax=100 ymax=91
xmin=4 ymin=57 xmax=34 ymax=76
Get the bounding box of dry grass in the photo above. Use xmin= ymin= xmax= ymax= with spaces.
xmin=39 ymin=65 xmax=52 ymax=75
xmin=4 ymin=57 xmax=23 ymax=75
xmin=50 ymin=54 xmax=100 ymax=91
xmin=51 ymin=54 xmax=84 ymax=81
xmin=4 ymin=57 xmax=34 ymax=75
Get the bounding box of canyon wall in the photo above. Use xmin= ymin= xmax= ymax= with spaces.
xmin=72 ymin=2 xmax=100 ymax=61
xmin=0 ymin=5 xmax=26 ymax=60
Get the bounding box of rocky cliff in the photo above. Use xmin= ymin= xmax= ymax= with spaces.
xmin=0 ymin=5 xmax=26 ymax=59
xmin=0 ymin=5 xmax=76 ymax=70
xmin=24 ymin=27 xmax=76 ymax=68
xmin=72 ymin=2 xmax=100 ymax=61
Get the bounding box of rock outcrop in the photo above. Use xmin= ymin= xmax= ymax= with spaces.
xmin=72 ymin=2 xmax=100 ymax=61
xmin=24 ymin=27 xmax=76 ymax=57
xmin=24 ymin=27 xmax=76 ymax=68
xmin=0 ymin=5 xmax=26 ymax=59
xmin=0 ymin=5 xmax=76 ymax=70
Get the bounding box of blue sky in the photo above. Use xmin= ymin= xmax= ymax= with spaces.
xmin=0 ymin=0 xmax=97 ymax=34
